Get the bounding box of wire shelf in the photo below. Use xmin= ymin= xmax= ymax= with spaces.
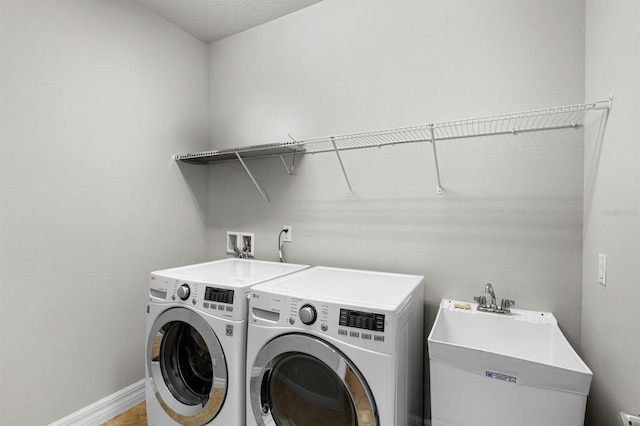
xmin=298 ymin=99 xmax=610 ymax=154
xmin=176 ymin=142 xmax=306 ymax=165
xmin=175 ymin=98 xmax=612 ymax=201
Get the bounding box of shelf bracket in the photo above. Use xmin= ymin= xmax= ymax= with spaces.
xmin=279 ymin=134 xmax=299 ymax=175
xmin=429 ymin=125 xmax=443 ymax=194
xmin=235 ymin=152 xmax=271 ymax=206
xmin=331 ymin=137 xmax=353 ymax=196
xmin=279 ymin=154 xmax=295 ymax=175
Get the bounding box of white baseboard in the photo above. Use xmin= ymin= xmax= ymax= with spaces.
xmin=48 ymin=379 xmax=145 ymax=426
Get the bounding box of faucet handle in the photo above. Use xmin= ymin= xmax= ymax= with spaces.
xmin=474 ymin=295 xmax=487 ymax=305
xmin=501 ymin=299 xmax=515 ymax=310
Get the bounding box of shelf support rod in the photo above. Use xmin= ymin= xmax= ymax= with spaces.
xmin=279 ymin=154 xmax=295 ymax=175
xmin=235 ymin=152 xmax=271 ymax=206
xmin=331 ymin=137 xmax=353 ymax=196
xmin=429 ymin=125 xmax=443 ymax=194
xmin=278 ymin=133 xmax=300 ymax=175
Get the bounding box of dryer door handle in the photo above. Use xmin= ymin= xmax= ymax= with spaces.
xmin=260 ymin=368 xmax=272 ymax=414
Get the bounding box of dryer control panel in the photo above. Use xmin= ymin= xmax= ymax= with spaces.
xmin=339 ymin=309 xmax=385 ymax=332
xmin=250 ymin=290 xmax=396 ymax=355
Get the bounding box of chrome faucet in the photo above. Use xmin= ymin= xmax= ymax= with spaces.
xmin=474 ymin=283 xmax=515 ymax=315
xmin=485 ymin=283 xmax=497 ymax=308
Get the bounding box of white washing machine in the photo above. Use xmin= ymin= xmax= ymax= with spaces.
xmin=145 ymin=258 xmax=309 ymax=426
xmin=245 ymin=266 xmax=424 ymax=426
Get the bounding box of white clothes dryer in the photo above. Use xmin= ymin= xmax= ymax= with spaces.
xmin=145 ymin=258 xmax=309 ymax=426
xmin=246 ymin=266 xmax=424 ymax=426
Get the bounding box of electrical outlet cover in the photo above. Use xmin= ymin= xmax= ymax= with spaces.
xmin=283 ymin=225 xmax=292 ymax=242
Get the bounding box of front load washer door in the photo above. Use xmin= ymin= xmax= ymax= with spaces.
xmin=148 ymin=307 xmax=227 ymax=426
xmin=250 ymin=333 xmax=378 ymax=426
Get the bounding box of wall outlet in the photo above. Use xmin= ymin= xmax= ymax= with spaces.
xmin=598 ymin=253 xmax=607 ymax=286
xmin=282 ymin=225 xmax=292 ymax=242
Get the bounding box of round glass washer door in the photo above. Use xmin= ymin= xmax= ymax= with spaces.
xmin=147 ymin=307 xmax=227 ymax=425
xmin=249 ymin=333 xmax=378 ymax=426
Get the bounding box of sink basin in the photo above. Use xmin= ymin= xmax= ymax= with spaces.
xmin=428 ymin=299 xmax=592 ymax=426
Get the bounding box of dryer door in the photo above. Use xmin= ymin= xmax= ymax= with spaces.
xmin=147 ymin=307 xmax=227 ymax=425
xmin=249 ymin=333 xmax=378 ymax=426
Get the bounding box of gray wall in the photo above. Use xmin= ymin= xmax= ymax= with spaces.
xmin=3 ymin=1 xmax=636 ymax=425
xmin=0 ymin=1 xmax=209 ymax=423
xmin=206 ymin=0 xmax=586 ymax=420
xmin=583 ymin=1 xmax=640 ymax=424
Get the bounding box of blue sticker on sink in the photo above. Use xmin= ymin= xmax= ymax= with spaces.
xmin=485 ymin=370 xmax=517 ymax=384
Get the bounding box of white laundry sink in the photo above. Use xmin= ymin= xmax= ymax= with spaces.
xmin=428 ymin=299 xmax=592 ymax=426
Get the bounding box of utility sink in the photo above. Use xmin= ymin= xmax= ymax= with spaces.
xmin=428 ymin=299 xmax=592 ymax=426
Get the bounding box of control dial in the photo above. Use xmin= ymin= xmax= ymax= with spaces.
xmin=177 ymin=284 xmax=191 ymax=301
xmin=299 ymin=304 xmax=317 ymax=325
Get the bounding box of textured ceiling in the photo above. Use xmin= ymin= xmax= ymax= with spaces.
xmin=135 ymin=0 xmax=323 ymax=44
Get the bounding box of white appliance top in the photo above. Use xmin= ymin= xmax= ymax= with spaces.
xmin=251 ymin=266 xmax=424 ymax=310
xmin=152 ymin=258 xmax=309 ymax=289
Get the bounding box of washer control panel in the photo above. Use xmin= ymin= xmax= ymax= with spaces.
xmin=299 ymin=304 xmax=317 ymax=325
xmin=177 ymin=283 xmax=191 ymax=300
xmin=150 ymin=274 xmax=246 ymax=321
xmin=204 ymin=286 xmax=235 ymax=305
